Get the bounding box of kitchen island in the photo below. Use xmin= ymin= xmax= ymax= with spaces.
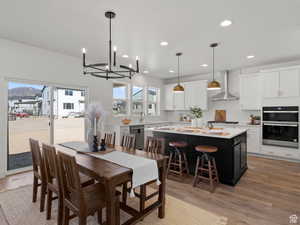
xmin=152 ymin=126 xmax=248 ymax=186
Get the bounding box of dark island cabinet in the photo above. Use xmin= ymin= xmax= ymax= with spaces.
xmin=153 ymin=131 xmax=248 ymax=186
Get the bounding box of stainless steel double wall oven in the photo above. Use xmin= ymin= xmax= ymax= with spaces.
xmin=262 ymin=106 xmax=299 ymax=148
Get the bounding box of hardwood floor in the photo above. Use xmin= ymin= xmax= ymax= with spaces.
xmin=0 ymin=156 xmax=299 ymax=225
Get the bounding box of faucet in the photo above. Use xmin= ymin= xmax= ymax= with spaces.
xmin=139 ymin=112 xmax=145 ymax=122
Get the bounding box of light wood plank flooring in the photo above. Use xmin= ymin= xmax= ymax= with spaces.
xmin=0 ymin=156 xmax=299 ymax=225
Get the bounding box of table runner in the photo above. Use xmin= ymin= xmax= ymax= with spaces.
xmin=59 ymin=142 xmax=161 ymax=197
xmin=89 ymin=151 xmax=161 ymax=197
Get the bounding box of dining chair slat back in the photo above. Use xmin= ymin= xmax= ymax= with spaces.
xmin=42 ymin=144 xmax=64 ymax=223
xmin=29 ymin=138 xmax=44 ymax=177
xmin=120 ymin=134 xmax=135 ymax=150
xmin=57 ymin=151 xmax=83 ymax=204
xmin=145 ymin=137 xmax=165 ymax=154
xmin=42 ymin=144 xmax=59 ymax=183
xmin=104 ymin=132 xmax=116 ymax=148
xmin=29 ymin=138 xmax=47 ymax=212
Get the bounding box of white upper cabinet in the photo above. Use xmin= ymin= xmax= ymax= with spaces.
xmin=262 ymin=71 xmax=280 ymax=98
xmin=173 ymin=90 xmax=185 ymax=110
xmin=184 ymin=80 xmax=207 ymax=110
xmin=163 ymin=80 xmax=208 ymax=111
xmin=240 ymin=73 xmax=262 ymax=110
xmin=279 ymin=69 xmax=300 ymax=97
xmin=262 ymin=68 xmax=300 ymax=98
xmin=164 ymin=84 xmax=174 ymax=110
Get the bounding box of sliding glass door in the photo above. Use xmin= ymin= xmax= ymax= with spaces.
xmin=52 ymin=87 xmax=86 ymax=144
xmin=7 ymin=82 xmax=51 ymax=170
xmin=7 ymin=81 xmax=87 ymax=172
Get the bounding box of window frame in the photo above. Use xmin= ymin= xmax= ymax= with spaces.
xmin=131 ymin=85 xmax=145 ymax=116
xmin=112 ymin=82 xmax=130 ymax=116
xmin=146 ymin=86 xmax=160 ymax=116
xmin=63 ymin=103 xmax=74 ymax=110
xmin=65 ymin=89 xmax=73 ymax=96
xmin=112 ymin=82 xmax=160 ymax=117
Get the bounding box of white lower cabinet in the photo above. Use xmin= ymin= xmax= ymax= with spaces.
xmin=246 ymin=127 xmax=261 ymax=154
xmin=260 ymin=145 xmax=299 ymax=160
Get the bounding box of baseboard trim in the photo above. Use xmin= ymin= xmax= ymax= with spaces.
xmin=248 ymin=153 xmax=300 ymax=163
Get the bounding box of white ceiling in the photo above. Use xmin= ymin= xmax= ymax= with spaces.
xmin=1 ymin=0 xmax=300 ymax=79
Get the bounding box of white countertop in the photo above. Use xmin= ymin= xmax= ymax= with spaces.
xmin=151 ymin=126 xmax=248 ymax=139
xmin=119 ymin=121 xmax=190 ymax=127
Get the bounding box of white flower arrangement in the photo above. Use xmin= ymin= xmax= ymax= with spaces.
xmin=86 ymin=102 xmax=106 ymax=150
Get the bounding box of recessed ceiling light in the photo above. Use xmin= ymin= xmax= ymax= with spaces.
xmin=143 ymin=70 xmax=149 ymax=74
xmin=160 ymin=41 xmax=168 ymax=46
xmin=247 ymin=55 xmax=255 ymax=59
xmin=169 ymin=70 xmax=174 ymax=73
xmin=201 ymin=64 xmax=208 ymax=67
xmin=122 ymin=54 xmax=129 ymax=58
xmin=220 ymin=20 xmax=232 ymax=27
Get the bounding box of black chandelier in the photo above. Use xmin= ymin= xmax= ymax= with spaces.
xmin=82 ymin=11 xmax=139 ymax=80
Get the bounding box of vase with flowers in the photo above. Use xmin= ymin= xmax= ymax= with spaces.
xmin=86 ymin=102 xmax=105 ymax=152
xmin=190 ymin=107 xmax=203 ymax=127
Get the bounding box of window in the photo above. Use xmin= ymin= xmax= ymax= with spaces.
xmin=81 ymin=91 xmax=85 ymax=97
xmin=65 ymin=90 xmax=73 ymax=96
xmin=63 ymin=103 xmax=74 ymax=110
xmin=147 ymin=87 xmax=159 ymax=116
xmin=113 ymin=83 xmax=128 ymax=115
xmin=132 ymin=86 xmax=144 ymax=115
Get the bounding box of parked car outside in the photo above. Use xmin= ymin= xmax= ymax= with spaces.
xmin=62 ymin=112 xmax=84 ymax=118
xmin=15 ymin=112 xmax=30 ymax=118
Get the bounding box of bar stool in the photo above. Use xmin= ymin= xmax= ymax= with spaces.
xmin=193 ymin=145 xmax=219 ymax=192
xmin=167 ymin=141 xmax=189 ymax=178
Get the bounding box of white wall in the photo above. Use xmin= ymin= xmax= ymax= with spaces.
xmin=0 ymin=38 xmax=165 ymax=177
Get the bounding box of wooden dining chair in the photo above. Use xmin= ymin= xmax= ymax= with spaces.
xmin=42 ymin=144 xmax=95 ymax=225
xmin=122 ymin=137 xmax=165 ymax=212
xmin=29 ymin=138 xmax=47 ymax=212
xmin=144 ymin=136 xmax=165 ymax=154
xmin=104 ymin=132 xmax=116 ymax=148
xmin=120 ymin=134 xmax=136 ymax=150
xmin=137 ymin=137 xmax=165 ymax=212
xmin=57 ymin=151 xmax=121 ymax=225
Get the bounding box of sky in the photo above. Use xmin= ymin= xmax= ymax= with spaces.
xmin=8 ymin=82 xmax=43 ymax=90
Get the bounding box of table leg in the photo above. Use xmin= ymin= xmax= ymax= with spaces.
xmin=158 ymin=159 xmax=167 ymax=218
xmin=105 ymin=182 xmax=118 ymax=225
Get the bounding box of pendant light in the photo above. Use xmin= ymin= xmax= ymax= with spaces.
xmin=207 ymin=43 xmax=221 ymax=90
xmin=173 ymin=52 xmax=184 ymax=93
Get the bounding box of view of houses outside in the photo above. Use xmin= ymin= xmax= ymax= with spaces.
xmin=7 ymin=82 xmax=86 ymax=170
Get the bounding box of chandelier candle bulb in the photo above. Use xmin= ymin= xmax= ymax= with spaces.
xmin=82 ymin=48 xmax=86 ymax=66
xmin=136 ymin=56 xmax=139 ymax=73
xmin=113 ymin=46 xmax=117 ymax=66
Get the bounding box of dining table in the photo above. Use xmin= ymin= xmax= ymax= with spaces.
xmin=55 ymin=144 xmax=168 ymax=225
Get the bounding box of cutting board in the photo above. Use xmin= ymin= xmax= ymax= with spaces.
xmin=215 ymin=110 xmax=226 ymax=122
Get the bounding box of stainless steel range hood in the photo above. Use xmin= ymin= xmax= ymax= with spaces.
xmin=211 ymin=70 xmax=239 ymax=101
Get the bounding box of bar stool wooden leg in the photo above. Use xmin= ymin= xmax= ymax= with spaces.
xmin=178 ymin=153 xmax=183 ymax=177
xmin=183 ymin=152 xmax=190 ymax=174
xmin=213 ymin=158 xmax=219 ymax=184
xmin=167 ymin=152 xmax=173 ymax=176
xmin=193 ymin=156 xmax=200 ymax=186
xmin=208 ymin=159 xmax=214 ymax=192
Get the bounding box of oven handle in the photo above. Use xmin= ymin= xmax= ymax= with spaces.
xmin=263 ymin=111 xmax=299 ymax=113
xmin=263 ymin=123 xmax=299 ymax=127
